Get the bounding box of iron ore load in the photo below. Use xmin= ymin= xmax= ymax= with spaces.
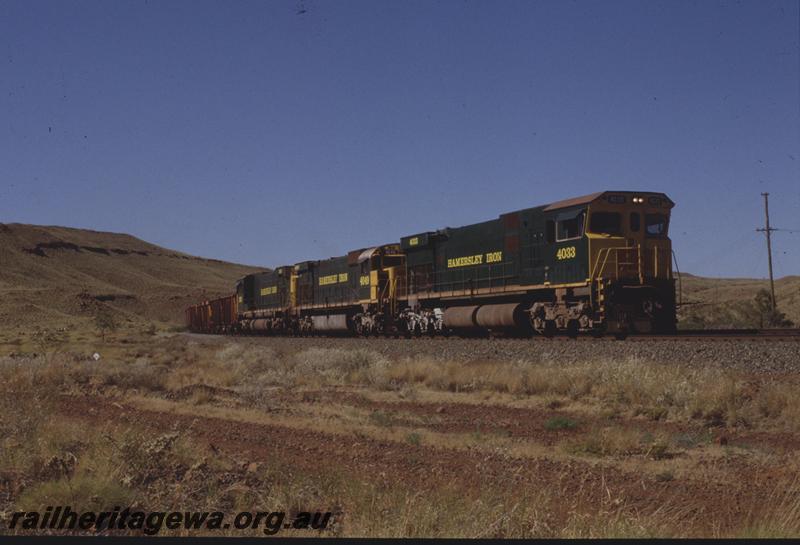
xmin=186 ymin=191 xmax=677 ymax=337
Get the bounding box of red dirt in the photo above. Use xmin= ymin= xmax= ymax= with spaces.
xmin=55 ymin=394 xmax=794 ymax=535
xmin=263 ymin=389 xmax=800 ymax=451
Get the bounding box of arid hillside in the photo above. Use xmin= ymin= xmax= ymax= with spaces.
xmin=678 ymin=273 xmax=799 ymax=328
xmin=0 ymin=223 xmax=263 ymax=334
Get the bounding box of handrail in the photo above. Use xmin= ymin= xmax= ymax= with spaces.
xmin=637 ymin=243 xmax=644 ymax=284
xmin=593 ymin=245 xmax=672 ymax=284
xmin=592 ymin=245 xmax=641 ymax=283
xmin=672 ymin=249 xmax=683 ymax=307
xmin=592 ymin=246 xmax=628 ymax=281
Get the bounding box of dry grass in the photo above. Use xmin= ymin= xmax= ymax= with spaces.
xmin=371 ymin=356 xmax=800 ymax=432
xmin=565 ymin=427 xmax=672 ymax=459
xmin=12 ymin=337 xmax=798 ymax=436
xmin=739 ymin=477 xmax=800 ymax=538
xmin=3 ymin=336 xmax=800 ymax=537
xmin=9 ymin=337 xmax=800 ymax=438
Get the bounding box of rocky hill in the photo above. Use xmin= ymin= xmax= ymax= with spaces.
xmin=0 ymin=223 xmax=263 ymax=335
xmin=678 ymin=273 xmax=799 ymax=328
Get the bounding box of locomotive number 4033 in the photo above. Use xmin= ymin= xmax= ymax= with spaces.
xmin=556 ymin=246 xmax=577 ymax=260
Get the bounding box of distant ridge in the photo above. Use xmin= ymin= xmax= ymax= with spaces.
xmin=0 ymin=223 xmax=263 ymax=332
xmin=679 ymin=273 xmax=799 ymax=328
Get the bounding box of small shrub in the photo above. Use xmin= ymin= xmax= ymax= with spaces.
xmin=672 ymin=431 xmax=712 ymax=449
xmin=647 ymin=441 xmax=671 ymax=460
xmin=293 ymin=348 xmax=389 ymax=386
xmin=544 ymin=416 xmax=578 ymax=431
xmin=94 ymin=309 xmax=118 ymax=343
xmin=368 ymin=410 xmax=395 ymax=428
xmin=567 ymin=428 xmax=643 ymax=457
xmin=74 ymin=359 xmax=168 ymax=392
xmin=470 ymin=424 xmax=485 ymax=442
xmin=16 ymin=475 xmax=134 ymax=513
xmin=637 ymin=407 xmax=668 ymax=421
xmin=655 ymin=470 xmax=675 ymax=482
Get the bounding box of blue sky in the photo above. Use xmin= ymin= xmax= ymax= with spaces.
xmin=1 ymin=0 xmax=798 ymax=278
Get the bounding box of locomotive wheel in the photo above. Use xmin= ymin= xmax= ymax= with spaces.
xmin=566 ymin=319 xmax=579 ymax=339
xmin=543 ymin=320 xmax=556 ymax=338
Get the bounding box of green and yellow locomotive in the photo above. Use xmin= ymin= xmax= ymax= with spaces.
xmin=397 ymin=191 xmax=675 ymax=336
xmin=187 ymin=191 xmax=676 ymax=337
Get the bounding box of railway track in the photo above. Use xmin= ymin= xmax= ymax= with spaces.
xmin=491 ymin=328 xmax=800 ymax=342
xmin=196 ymin=328 xmax=800 ymax=342
xmin=447 ymin=329 xmax=800 ymax=342
xmin=629 ymin=328 xmax=800 ymax=342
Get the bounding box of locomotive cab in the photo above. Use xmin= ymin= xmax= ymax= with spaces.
xmin=584 ymin=192 xmax=675 ymax=333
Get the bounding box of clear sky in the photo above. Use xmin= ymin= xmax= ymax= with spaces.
xmin=1 ymin=0 xmax=798 ymax=278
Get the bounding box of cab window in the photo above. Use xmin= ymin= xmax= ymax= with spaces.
xmin=556 ymin=211 xmax=584 ymax=241
xmin=645 ymin=214 xmax=668 ymax=237
xmin=589 ymin=212 xmax=622 ymax=236
xmin=383 ymin=255 xmax=403 ymax=267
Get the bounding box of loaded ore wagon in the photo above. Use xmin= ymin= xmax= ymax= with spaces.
xmin=185 ymin=294 xmax=236 ymax=334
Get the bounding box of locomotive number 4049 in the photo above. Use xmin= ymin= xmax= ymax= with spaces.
xmin=556 ymin=246 xmax=577 ymax=260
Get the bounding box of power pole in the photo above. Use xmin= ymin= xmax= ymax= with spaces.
xmin=756 ymin=192 xmax=777 ymax=312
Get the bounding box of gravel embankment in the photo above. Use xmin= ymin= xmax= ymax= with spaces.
xmin=184 ymin=333 xmax=800 ymax=374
